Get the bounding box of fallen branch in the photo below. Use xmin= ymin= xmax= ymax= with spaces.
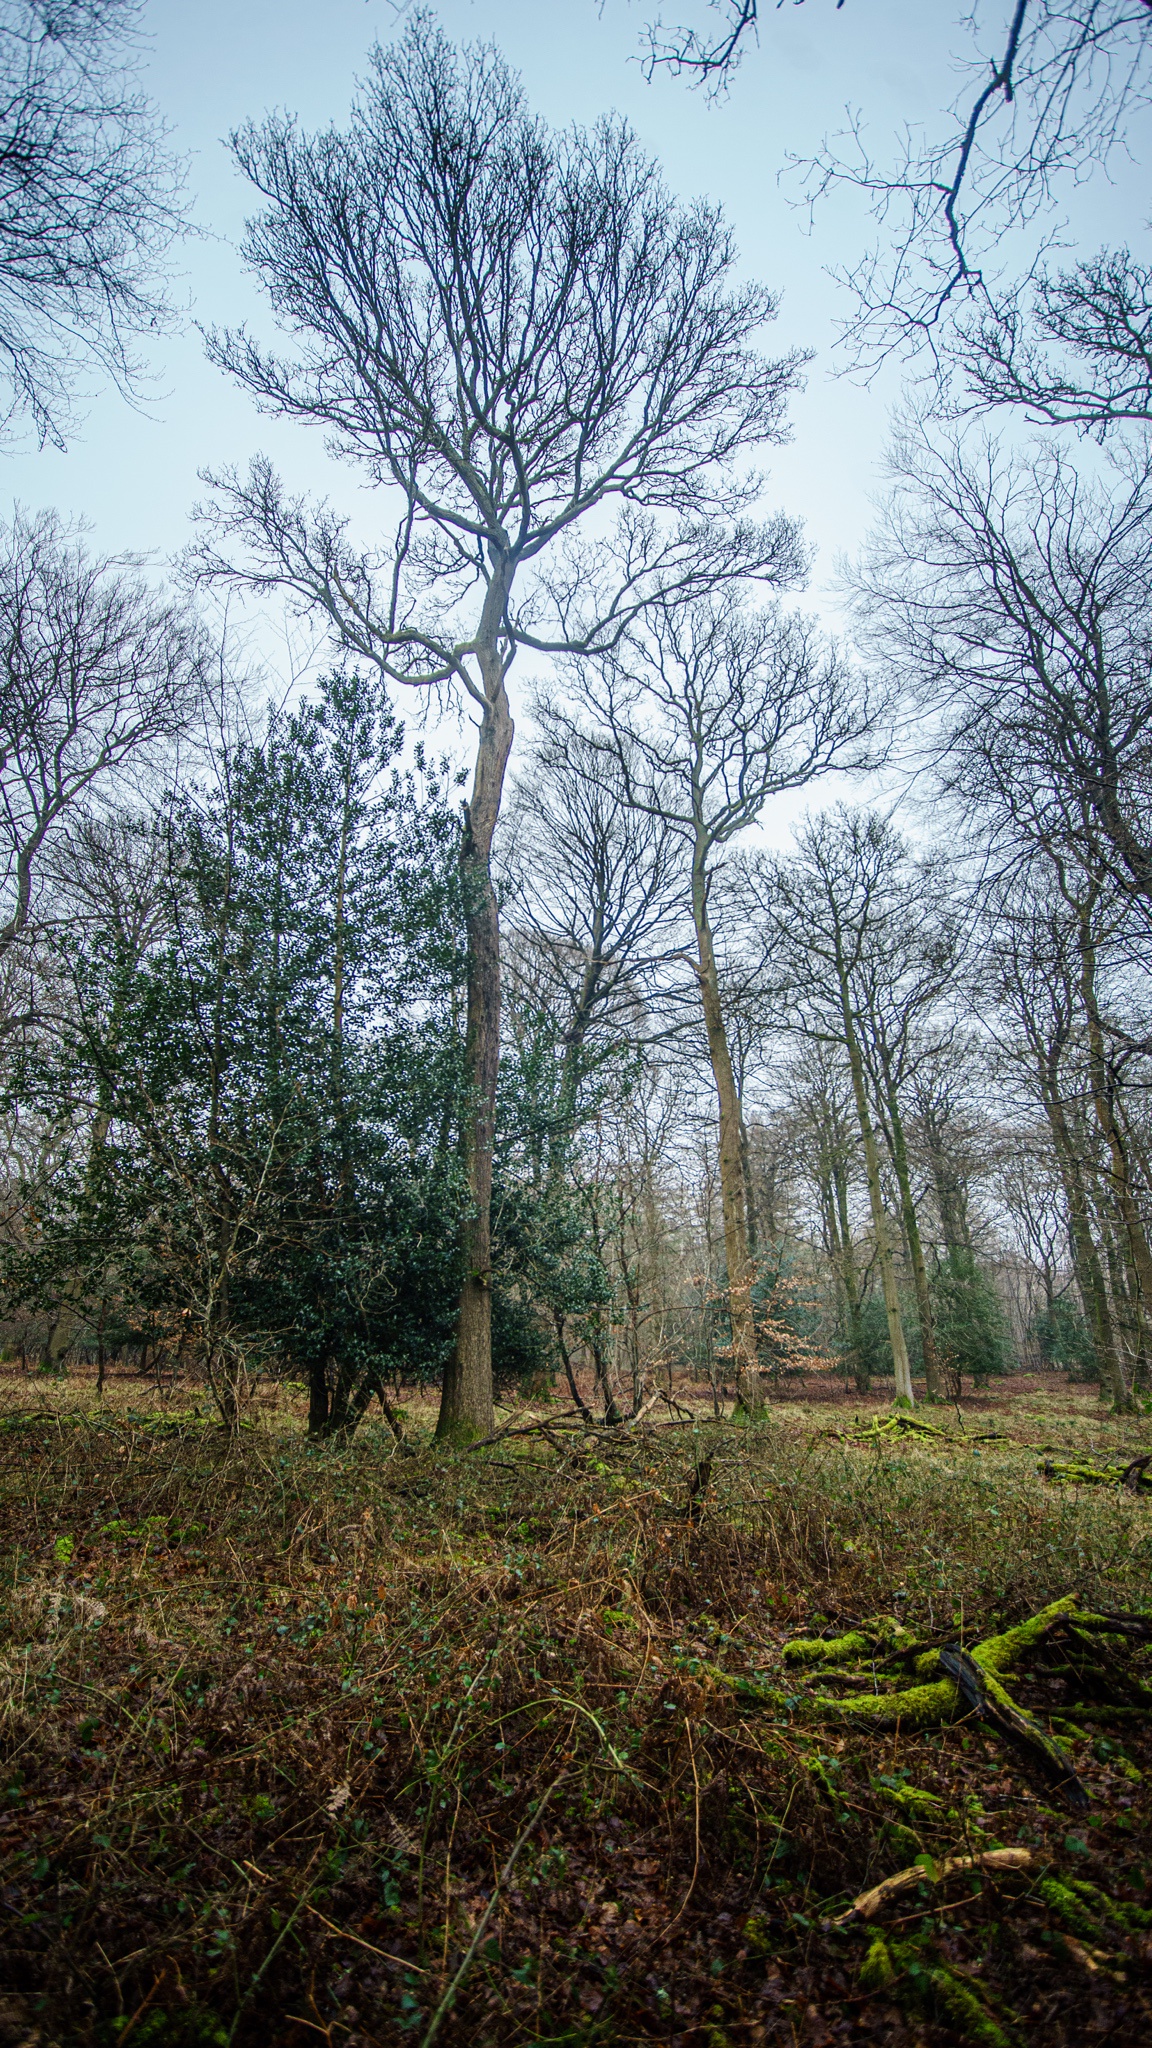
xmin=709 ymin=1595 xmax=1151 ymax=1803
xmin=938 ymin=1645 xmax=1088 ymax=1808
xmin=1040 ymin=1455 xmax=1152 ymax=1494
xmin=832 ymin=1847 xmax=1034 ymax=1925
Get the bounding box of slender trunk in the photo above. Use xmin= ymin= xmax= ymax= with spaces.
xmin=554 ymin=1311 xmax=593 ymax=1423
xmin=437 ymin=640 xmax=514 ymax=1444
xmin=1042 ymin=1084 xmax=1128 ymax=1410
xmin=691 ymin=860 xmax=759 ymax=1412
xmin=883 ymin=1079 xmax=945 ymax=1400
xmin=1077 ymin=909 xmax=1152 ymax=1392
xmin=308 ymin=1358 xmax=330 ymax=1437
xmin=739 ymin=1109 xmax=758 ymax=1255
xmin=830 ymin=1146 xmax=868 ymax=1392
xmin=840 ymin=997 xmax=914 ymax=1404
xmin=332 ymin=758 xmax=353 ymax=1194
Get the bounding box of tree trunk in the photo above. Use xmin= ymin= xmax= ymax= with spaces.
xmin=883 ymin=1080 xmax=946 ymax=1400
xmin=691 ymin=866 xmax=760 ymax=1413
xmin=1077 ymin=907 xmax=1152 ymax=1403
xmin=1042 ymin=1084 xmax=1129 ymax=1411
xmin=841 ymin=1000 xmax=915 ymax=1405
xmin=308 ymin=1358 xmax=331 ymax=1437
xmin=830 ymin=1149 xmax=868 ymax=1392
xmin=436 ymin=654 xmax=514 ymax=1444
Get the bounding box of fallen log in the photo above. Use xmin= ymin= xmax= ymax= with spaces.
xmin=708 ymin=1594 xmax=1151 ymax=1802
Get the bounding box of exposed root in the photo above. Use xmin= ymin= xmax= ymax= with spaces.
xmin=711 ymin=1594 xmax=1152 ymax=1805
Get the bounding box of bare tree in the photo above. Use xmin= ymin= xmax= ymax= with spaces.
xmin=0 ymin=508 xmax=204 ymax=996
xmin=984 ymin=868 xmax=1138 ymax=1407
xmin=0 ymin=0 xmax=184 ymax=444
xmin=855 ymin=433 xmax=1152 ymax=915
xmin=193 ymin=17 xmax=804 ymax=1441
xmin=499 ymin=702 xmax=684 ymax=1152
xmin=566 ymin=591 xmax=867 ymax=1409
xmin=961 ymin=249 xmax=1152 ymax=431
xmin=751 ymin=809 xmax=946 ymax=1405
xmin=783 ymin=1035 xmax=870 ymax=1390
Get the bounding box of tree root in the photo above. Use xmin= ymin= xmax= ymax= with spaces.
xmin=710 ymin=1595 xmax=1152 ymax=1805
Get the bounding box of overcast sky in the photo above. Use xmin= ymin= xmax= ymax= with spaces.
xmin=4 ymin=0 xmax=1146 ymax=811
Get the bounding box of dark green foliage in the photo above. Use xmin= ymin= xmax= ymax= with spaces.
xmin=932 ymin=1250 xmax=1012 ymax=1383
xmin=1034 ymin=1295 xmax=1099 ymax=1382
xmin=4 ymin=673 xmax=470 ymax=1431
xmin=853 ymin=1291 xmax=910 ymax=1387
xmin=843 ymin=1258 xmax=1011 ymax=1392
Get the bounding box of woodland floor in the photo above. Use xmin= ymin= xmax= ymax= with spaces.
xmin=0 ymin=1368 xmax=1150 ymax=2048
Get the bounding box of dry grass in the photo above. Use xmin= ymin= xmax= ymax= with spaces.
xmin=0 ymin=1372 xmax=1150 ymax=2046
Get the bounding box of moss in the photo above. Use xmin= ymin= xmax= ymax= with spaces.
xmin=705 ymin=1665 xmax=789 ymax=1713
xmin=878 ymin=1820 xmax=921 ymax=1862
xmin=978 ymin=1665 xmax=1078 ymax=1781
xmin=812 ymin=1675 xmax=959 ymax=1728
xmin=784 ymin=1630 xmax=873 ymax=1667
xmin=918 ymin=1962 xmax=1014 ymax=2048
xmin=786 ymin=1616 xmax=921 ymax=1668
xmin=743 ymin=1912 xmax=775 ymax=1957
xmin=971 ymin=1595 xmax=1081 ymax=1675
xmin=885 ymin=1940 xmax=1016 ymax=2048
xmin=1038 ymin=1877 xmax=1103 ymax=1942
xmin=1069 ymin=1877 xmax=1152 ymax=1932
xmin=878 ymin=1782 xmax=943 ymax=1816
xmin=858 ymin=1931 xmax=897 ymax=1993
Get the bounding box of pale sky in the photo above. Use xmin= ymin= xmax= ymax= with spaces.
xmin=5 ymin=0 xmax=1148 ymax=817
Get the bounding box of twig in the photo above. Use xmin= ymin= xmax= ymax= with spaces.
xmin=660 ymin=1722 xmax=702 ymax=1939
xmin=417 ymin=1772 xmax=568 ymax=2048
xmin=304 ymin=1899 xmax=428 ymax=1974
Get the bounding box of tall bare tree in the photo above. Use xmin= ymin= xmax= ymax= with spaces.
xmin=193 ymin=18 xmax=804 ymax=1440
xmin=500 ymin=702 xmax=684 ymax=1157
xmin=565 ymin=591 xmax=867 ymax=1408
xmin=855 ymin=434 xmax=1152 ymax=917
xmin=752 ymin=809 xmax=949 ymax=1405
xmin=984 ymin=869 xmax=1138 ymax=1408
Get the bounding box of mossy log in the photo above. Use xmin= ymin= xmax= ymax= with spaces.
xmin=783 ymin=1616 xmax=918 ymax=1668
xmin=1040 ymin=1454 xmax=1152 ymax=1493
xmin=710 ymin=1595 xmax=1152 ymax=1802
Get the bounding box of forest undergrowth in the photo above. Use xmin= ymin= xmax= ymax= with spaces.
xmin=1 ymin=1383 xmax=1151 ymax=2048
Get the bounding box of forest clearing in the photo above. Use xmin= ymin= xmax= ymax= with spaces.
xmin=1 ymin=0 xmax=1151 ymax=2042
xmin=1 ymin=1369 xmax=1150 ymax=2045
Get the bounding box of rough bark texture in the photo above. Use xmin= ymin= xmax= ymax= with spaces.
xmin=435 ymin=657 xmax=513 ymax=1444
xmin=692 ymin=867 xmax=760 ymax=1412
xmin=1043 ymin=1081 xmax=1129 ymax=1409
xmin=1077 ymin=907 xmax=1151 ymax=1401
xmin=841 ymin=997 xmax=915 ymax=1405
xmin=884 ymin=1083 xmax=946 ymax=1400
